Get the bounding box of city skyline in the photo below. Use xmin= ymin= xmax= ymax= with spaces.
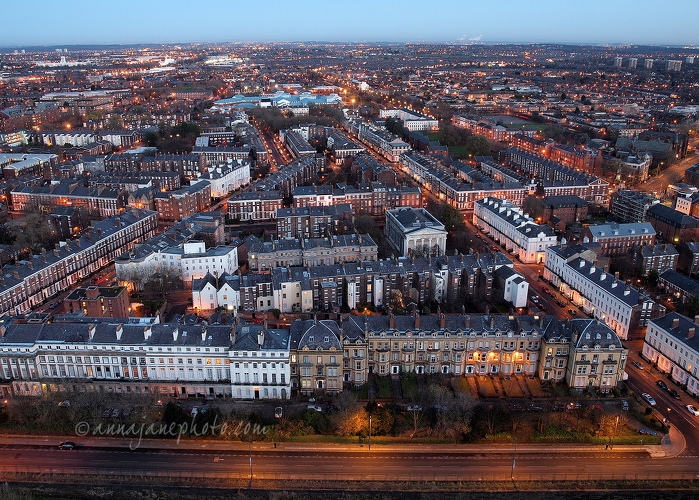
xmin=2 ymin=0 xmax=698 ymax=48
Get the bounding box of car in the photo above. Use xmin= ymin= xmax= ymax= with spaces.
xmin=631 ymin=361 xmax=644 ymax=370
xmin=641 ymin=393 xmax=657 ymax=406
xmin=274 ymin=406 xmax=283 ymax=419
xmin=568 ymin=309 xmax=577 ymax=317
xmin=639 ymin=429 xmax=657 ymax=436
xmin=542 ymin=286 xmax=550 ymax=294
xmin=407 ymin=405 xmax=423 ymax=411
xmin=556 ymin=300 xmax=565 ymax=307
xmin=656 ymin=380 xmax=668 ymax=391
xmin=58 ymin=441 xmax=76 ymax=450
xmin=308 ymin=397 xmax=316 ymax=403
xmin=669 ymin=389 xmax=681 ymax=400
xmin=527 ymin=404 xmax=543 ymax=412
xmin=57 ymin=400 xmax=71 ymax=407
xmin=307 ymin=405 xmax=322 ymax=412
xmin=530 ymin=295 xmax=540 ymax=305
xmin=539 ymin=303 xmax=548 ymax=311
xmin=102 ymin=409 xmax=111 ymax=418
xmin=190 ymin=407 xmax=199 ymax=417
xmin=566 ymin=402 xmax=582 ymax=411
xmin=621 ymin=400 xmax=629 ymax=411
xmin=686 ymin=404 xmax=699 ymax=416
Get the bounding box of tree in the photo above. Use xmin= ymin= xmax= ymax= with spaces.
xmin=464 ymin=135 xmax=491 ymax=157
xmin=522 ymin=195 xmax=545 ymax=221
xmin=436 ymin=203 xmax=466 ymax=235
xmin=647 ymin=269 xmax=659 ymax=287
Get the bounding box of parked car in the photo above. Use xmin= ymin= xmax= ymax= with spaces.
xmin=641 ymin=393 xmax=657 ymax=406
xmin=568 ymin=309 xmax=577 ymax=317
xmin=566 ymin=402 xmax=582 ymax=411
xmin=190 ymin=407 xmax=199 ymax=417
xmin=57 ymin=400 xmax=71 ymax=407
xmin=669 ymin=389 xmax=681 ymax=400
xmin=631 ymin=361 xmax=644 ymax=370
xmin=111 ymin=408 xmax=121 ymax=418
xmin=686 ymin=404 xmax=699 ymax=416
xmin=621 ymin=400 xmax=629 ymax=411
xmin=307 ymin=405 xmax=322 ymax=412
xmin=407 ymin=405 xmax=423 ymax=411
xmin=274 ymin=407 xmax=283 ymax=418
xmin=58 ymin=441 xmax=76 ymax=450
xmin=639 ymin=429 xmax=657 ymax=436
xmin=556 ymin=300 xmax=565 ymax=307
xmin=539 ymin=303 xmax=547 ymax=311
xmin=530 ymin=295 xmax=540 ymax=305
xmin=656 ymin=380 xmax=668 ymax=391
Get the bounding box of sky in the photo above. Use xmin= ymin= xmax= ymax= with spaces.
xmin=2 ymin=0 xmax=697 ymax=47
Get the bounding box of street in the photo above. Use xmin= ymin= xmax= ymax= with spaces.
xmin=643 ymin=138 xmax=699 ymax=195
xmin=0 ymin=440 xmax=693 ymax=482
xmin=623 ymin=340 xmax=699 ymax=455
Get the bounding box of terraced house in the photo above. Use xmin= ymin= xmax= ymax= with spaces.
xmin=0 ymin=314 xmax=627 ymax=399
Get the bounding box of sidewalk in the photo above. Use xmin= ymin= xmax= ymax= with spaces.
xmin=0 ymin=433 xmax=681 ymax=456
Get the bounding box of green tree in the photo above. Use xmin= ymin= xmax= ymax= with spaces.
xmin=464 ymin=135 xmax=491 ymax=157
xmin=647 ymin=269 xmax=659 ymax=287
xmin=436 ymin=203 xmax=466 ymax=235
xmin=522 ymin=195 xmax=545 ymax=221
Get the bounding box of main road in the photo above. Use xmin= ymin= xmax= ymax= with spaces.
xmin=0 ymin=441 xmax=694 ymax=482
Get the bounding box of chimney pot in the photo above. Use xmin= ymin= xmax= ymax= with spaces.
xmin=672 ymin=318 xmax=680 ymax=328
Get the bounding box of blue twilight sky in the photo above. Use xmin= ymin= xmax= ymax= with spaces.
xmin=1 ymin=0 xmax=697 ymax=47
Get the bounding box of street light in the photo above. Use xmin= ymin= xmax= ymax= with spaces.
xmin=368 ymin=414 xmax=372 ymax=451
xmin=511 ymin=438 xmax=517 ymax=480
xmin=248 ymin=436 xmax=253 ymax=482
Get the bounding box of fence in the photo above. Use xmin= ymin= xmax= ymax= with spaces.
xmin=0 ymin=465 xmax=696 ymax=483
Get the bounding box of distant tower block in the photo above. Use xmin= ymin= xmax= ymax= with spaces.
xmin=628 ymin=58 xmax=637 ymax=69
xmin=686 ymin=56 xmax=695 ymax=65
xmin=644 ymin=59 xmax=654 ymax=69
xmin=614 ymin=57 xmax=623 ymax=67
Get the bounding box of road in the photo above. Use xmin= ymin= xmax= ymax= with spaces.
xmin=0 ymin=442 xmax=695 ymax=482
xmin=644 ymin=138 xmax=699 ymax=195
xmin=623 ymin=340 xmax=699 ymax=456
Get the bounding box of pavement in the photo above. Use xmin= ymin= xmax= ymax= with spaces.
xmin=0 ymin=431 xmax=685 ymax=457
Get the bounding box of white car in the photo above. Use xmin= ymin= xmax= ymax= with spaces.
xmin=641 ymin=393 xmax=657 ymax=406
xmin=686 ymin=404 xmax=699 ymax=416
xmin=307 ymin=405 xmax=322 ymax=412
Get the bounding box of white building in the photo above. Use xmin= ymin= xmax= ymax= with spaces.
xmin=544 ymin=244 xmax=659 ymax=339
xmin=473 ymin=197 xmax=557 ymax=264
xmin=384 ymin=207 xmax=447 ymax=258
xmin=643 ymin=312 xmax=699 ymax=397
xmin=495 ymin=265 xmax=529 ymax=308
xmin=190 ymin=160 xmax=250 ymax=198
xmin=230 ymin=322 xmax=291 ymax=400
xmin=379 ymin=108 xmax=439 ymax=132
xmin=181 ymin=241 xmax=239 ymax=283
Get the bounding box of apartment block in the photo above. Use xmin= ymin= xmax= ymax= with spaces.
xmin=474 ymin=197 xmax=557 ymax=264
xmin=544 ymin=244 xmax=661 ymax=339
xmin=580 ymin=222 xmax=655 ymax=256
xmin=643 ymin=313 xmax=699 ymax=397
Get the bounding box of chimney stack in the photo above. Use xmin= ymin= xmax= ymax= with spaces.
xmin=440 ymin=312 xmax=445 ymax=329
xmin=201 ymin=325 xmax=207 ymax=343
xmin=389 ymin=312 xmax=395 ymax=329
xmin=258 ymin=330 xmax=265 ymax=346
xmin=115 ymin=324 xmax=123 ymax=341
xmin=672 ymin=318 xmax=680 ymax=328
xmin=688 ymin=327 xmax=695 ymax=339
xmin=466 ymin=315 xmax=471 ymax=329
xmin=144 ymin=325 xmax=152 ymax=340
xmin=88 ymin=323 xmax=95 ymax=340
xmin=414 ymin=311 xmax=420 ymax=330
xmin=694 ymin=314 xmax=699 ymax=325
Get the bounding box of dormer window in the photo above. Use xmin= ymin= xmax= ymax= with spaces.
xmin=324 ymin=336 xmax=329 ymax=342
xmin=309 ymin=336 xmax=314 ymax=342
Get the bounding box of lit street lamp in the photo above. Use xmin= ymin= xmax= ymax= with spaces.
xmin=368 ymin=414 xmax=372 ymax=451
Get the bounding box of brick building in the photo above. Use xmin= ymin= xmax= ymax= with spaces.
xmin=65 ymin=286 xmax=130 ymax=317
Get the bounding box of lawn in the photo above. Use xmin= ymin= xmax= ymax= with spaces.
xmin=525 ymin=376 xmax=548 ymax=397
xmin=376 ymin=375 xmax=392 ymax=398
xmin=400 ymin=375 xmax=418 ymax=399
xmin=502 ymin=377 xmax=524 ymax=398
xmin=477 ymin=376 xmax=498 ymax=398
xmin=426 ymin=133 xmax=441 ymax=142
xmin=448 ymin=145 xmax=470 ymax=158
